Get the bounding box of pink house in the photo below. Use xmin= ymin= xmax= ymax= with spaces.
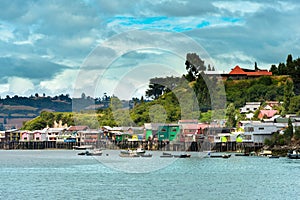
xmin=21 ymin=131 xmax=33 ymax=141
xmin=258 ymin=110 xmax=278 ymax=119
xmin=180 ymin=123 xmax=209 ymax=142
xmin=33 ymin=131 xmax=46 ymax=141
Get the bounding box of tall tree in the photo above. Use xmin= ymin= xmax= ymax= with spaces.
xmin=283 ymin=79 xmax=294 ymax=113
xmin=226 ymin=103 xmax=236 ymax=127
xmin=270 ymin=64 xmax=278 ymax=75
xmin=185 ymin=53 xmax=206 ymax=80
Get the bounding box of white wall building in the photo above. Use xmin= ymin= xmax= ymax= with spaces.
xmin=240 ymin=102 xmax=261 ymax=113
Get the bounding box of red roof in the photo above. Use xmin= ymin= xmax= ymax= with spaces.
xmin=258 ymin=110 xmax=277 ymax=119
xmin=229 ymin=65 xmax=272 ymax=76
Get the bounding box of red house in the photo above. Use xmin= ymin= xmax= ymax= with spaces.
xmin=225 ymin=65 xmax=272 ymax=80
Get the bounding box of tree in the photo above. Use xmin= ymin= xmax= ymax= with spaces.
xmin=283 ymin=79 xmax=294 ymax=113
xmin=289 ymin=95 xmax=300 ymax=114
xmin=285 ymin=118 xmax=293 ymax=143
xmin=254 ymin=62 xmax=259 ymax=71
xmin=270 ymin=64 xmax=278 ymax=75
xmin=207 ymin=64 xmax=211 ymax=71
xmin=286 ymin=54 xmax=295 ymax=75
xmin=278 ymin=63 xmax=286 ymax=75
xmin=185 ymin=53 xmax=206 ymax=80
xmin=226 ymin=103 xmax=236 ymax=127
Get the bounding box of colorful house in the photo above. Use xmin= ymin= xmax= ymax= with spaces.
xmin=157 ymin=124 xmax=180 ymax=141
xmin=20 ymin=131 xmax=33 ymax=141
xmin=258 ymin=110 xmax=278 ymax=120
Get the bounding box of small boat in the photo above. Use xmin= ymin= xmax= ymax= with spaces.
xmin=73 ymin=145 xmax=93 ymax=150
xmin=174 ymin=154 xmax=191 ymax=158
xmin=222 ymin=154 xmax=231 ymax=159
xmin=77 ymin=151 xmax=87 ymax=156
xmin=269 ymin=155 xmax=280 ymax=159
xmin=78 ymin=149 xmax=102 ymax=156
xmin=287 ymin=150 xmax=300 ymax=159
xmin=160 ymin=152 xmax=173 ymax=158
xmin=140 ymin=153 xmax=152 ymax=157
xmin=88 ymin=149 xmax=103 ymax=156
xmin=136 ymin=148 xmax=146 ymax=154
xmin=119 ymin=149 xmax=139 ymax=157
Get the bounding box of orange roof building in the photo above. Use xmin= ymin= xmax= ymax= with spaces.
xmin=223 ymin=65 xmax=272 ymax=80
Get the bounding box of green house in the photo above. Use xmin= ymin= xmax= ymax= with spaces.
xmin=157 ymin=125 xmax=180 ymax=141
xmin=115 ymin=133 xmax=131 ymax=142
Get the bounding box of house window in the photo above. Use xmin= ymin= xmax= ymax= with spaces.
xmin=161 ymin=128 xmax=167 ymax=132
xmin=36 ymin=137 xmax=40 ymax=141
xmin=258 ymin=127 xmax=264 ymax=130
xmin=245 ymin=135 xmax=252 ymax=140
xmin=24 ymin=137 xmax=27 ymax=140
xmin=172 ymin=128 xmax=177 ymax=132
xmin=245 ymin=127 xmax=254 ymax=132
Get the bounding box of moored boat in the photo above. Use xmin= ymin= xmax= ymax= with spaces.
xmin=287 ymin=150 xmax=300 ymax=159
xmin=140 ymin=153 xmax=152 ymax=157
xmin=119 ymin=149 xmax=139 ymax=157
xmin=222 ymin=154 xmax=231 ymax=159
xmin=160 ymin=152 xmax=173 ymax=158
xmin=173 ymin=154 xmax=191 ymax=158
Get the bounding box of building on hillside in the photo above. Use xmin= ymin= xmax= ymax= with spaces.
xmin=265 ymin=101 xmax=283 ymax=108
xmin=223 ymin=65 xmax=272 ymax=80
xmin=258 ymin=110 xmax=278 ymax=120
xmin=240 ymin=102 xmax=261 ymax=113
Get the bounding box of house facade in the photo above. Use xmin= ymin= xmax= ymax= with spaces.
xmin=240 ymin=102 xmax=261 ymax=113
xmin=243 ymin=123 xmax=278 ymax=143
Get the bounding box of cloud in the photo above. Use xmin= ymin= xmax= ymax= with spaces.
xmin=8 ymin=77 xmax=35 ymax=95
xmin=0 ymin=57 xmax=70 ymax=82
xmin=1 ymin=0 xmax=300 ymax=98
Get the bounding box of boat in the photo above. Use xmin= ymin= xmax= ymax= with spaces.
xmin=222 ymin=154 xmax=231 ymax=159
xmin=160 ymin=152 xmax=173 ymax=158
xmin=140 ymin=153 xmax=152 ymax=157
xmin=287 ymin=150 xmax=300 ymax=159
xmin=78 ymin=149 xmax=102 ymax=156
xmin=77 ymin=151 xmax=87 ymax=156
xmin=173 ymin=154 xmax=191 ymax=158
xmin=119 ymin=149 xmax=139 ymax=157
xmin=209 ymin=153 xmax=231 ymax=158
xmin=73 ymin=145 xmax=93 ymax=150
xmin=269 ymin=155 xmax=280 ymax=159
xmin=136 ymin=148 xmax=146 ymax=154
xmin=88 ymin=149 xmax=103 ymax=156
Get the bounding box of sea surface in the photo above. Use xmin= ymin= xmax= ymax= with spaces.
xmin=0 ymin=150 xmax=299 ymax=200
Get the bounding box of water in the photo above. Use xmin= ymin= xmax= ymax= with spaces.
xmin=0 ymin=150 xmax=299 ymax=200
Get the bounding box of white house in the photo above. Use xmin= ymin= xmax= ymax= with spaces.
xmin=242 ymin=122 xmax=279 ymax=143
xmin=240 ymin=102 xmax=261 ymax=113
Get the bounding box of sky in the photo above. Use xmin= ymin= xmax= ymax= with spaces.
xmin=1 ymin=0 xmax=300 ymax=100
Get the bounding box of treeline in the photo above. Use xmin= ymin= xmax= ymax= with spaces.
xmin=270 ymin=54 xmax=300 ymax=94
